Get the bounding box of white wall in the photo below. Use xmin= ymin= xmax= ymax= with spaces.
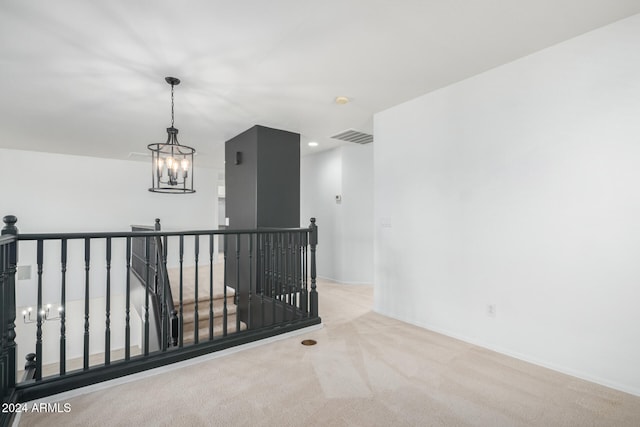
xmin=0 ymin=148 xmax=220 ymax=301
xmin=340 ymin=144 xmax=374 ymax=283
xmin=374 ymin=14 xmax=640 ymax=396
xmin=1 ymin=148 xmax=220 ymax=364
xmin=300 ymin=144 xmax=374 ymax=284
xmin=301 ymin=148 xmax=343 ymax=280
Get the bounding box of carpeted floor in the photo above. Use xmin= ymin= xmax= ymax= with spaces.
xmin=17 ymin=279 xmax=640 ymax=426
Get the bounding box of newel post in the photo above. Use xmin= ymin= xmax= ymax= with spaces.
xmin=2 ymin=215 xmax=18 ymax=394
xmin=309 ymin=218 xmax=318 ymax=318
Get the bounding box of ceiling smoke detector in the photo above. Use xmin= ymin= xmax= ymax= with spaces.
xmin=330 ymin=129 xmax=373 ymax=145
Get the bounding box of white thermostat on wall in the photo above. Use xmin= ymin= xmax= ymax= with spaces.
xmin=335 ymin=195 xmax=342 ymax=203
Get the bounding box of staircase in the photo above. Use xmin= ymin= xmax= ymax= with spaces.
xmin=166 ymin=261 xmax=246 ymax=344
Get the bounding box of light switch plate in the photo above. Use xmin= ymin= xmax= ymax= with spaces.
xmin=17 ymin=265 xmax=31 ymax=280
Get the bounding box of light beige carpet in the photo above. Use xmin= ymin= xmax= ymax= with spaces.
xmin=18 ymin=280 xmax=640 ymax=426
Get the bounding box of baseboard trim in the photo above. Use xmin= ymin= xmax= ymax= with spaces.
xmin=373 ymin=308 xmax=640 ymax=398
xmin=317 ymin=275 xmax=372 ymax=286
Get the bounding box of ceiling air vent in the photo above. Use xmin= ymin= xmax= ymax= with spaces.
xmin=330 ymin=129 xmax=373 ymax=145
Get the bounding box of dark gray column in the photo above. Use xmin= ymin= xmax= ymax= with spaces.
xmin=225 ymin=125 xmax=300 ymax=327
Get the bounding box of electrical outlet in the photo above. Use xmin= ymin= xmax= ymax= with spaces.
xmin=486 ymin=304 xmax=496 ymax=318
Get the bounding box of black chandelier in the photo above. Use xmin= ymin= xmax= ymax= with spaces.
xmin=148 ymin=77 xmax=196 ymax=193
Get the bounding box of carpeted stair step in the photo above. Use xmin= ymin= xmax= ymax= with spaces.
xmin=182 ymin=315 xmax=247 ymax=344
xmin=181 ymin=304 xmax=238 ymax=330
xmin=167 ymin=264 xmax=233 ymax=305
xmin=177 ymin=293 xmax=236 ymax=316
xmin=173 ymin=289 xmax=235 ymax=309
xmin=167 ymin=262 xmax=247 ymax=344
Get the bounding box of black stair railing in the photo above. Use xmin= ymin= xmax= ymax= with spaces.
xmin=133 ymin=220 xmax=318 ymax=348
xmin=130 ymin=220 xmax=177 ymax=353
xmin=0 ymin=215 xmax=319 ymax=421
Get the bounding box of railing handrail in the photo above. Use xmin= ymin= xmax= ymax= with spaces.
xmin=0 ymin=234 xmax=15 ymax=245
xmin=129 ymin=223 xmax=170 ymax=352
xmin=17 ymin=226 xmax=313 ymax=241
xmin=131 ymin=232 xmax=176 ymax=351
xmin=154 ymin=235 xmax=176 ymax=348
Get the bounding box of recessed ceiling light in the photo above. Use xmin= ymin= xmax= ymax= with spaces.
xmin=308 ymin=141 xmax=319 ymax=147
xmin=335 ymin=96 xmax=350 ymax=105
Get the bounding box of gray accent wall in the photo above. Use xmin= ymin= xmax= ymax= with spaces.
xmin=224 ymin=125 xmax=300 ymax=326
xmin=225 ymin=125 xmax=300 ymax=229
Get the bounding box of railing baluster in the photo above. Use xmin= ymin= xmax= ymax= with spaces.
xmin=223 ymin=235 xmax=228 ymax=337
xmin=209 ymin=234 xmax=214 ymax=341
xmin=60 ymin=238 xmax=67 ymax=375
xmin=161 ymin=235 xmax=168 ymax=352
xmin=288 ymin=232 xmax=294 ymax=317
xmin=263 ymin=234 xmax=268 ymax=298
xmin=291 ymin=232 xmax=297 ymax=314
xmin=287 ymin=232 xmax=292 ymax=312
xmin=283 ymin=233 xmax=289 ymax=313
xmin=248 ymin=233 xmax=253 ymax=330
xmin=270 ymin=233 xmax=276 ymax=325
xmin=269 ymin=233 xmax=274 ymax=299
xmin=82 ymin=238 xmax=91 ymax=371
xmin=301 ymin=231 xmax=308 ymax=315
xmin=282 ymin=233 xmax=291 ymax=310
xmin=297 ymin=232 xmax=302 ymax=314
xmin=171 ymin=308 xmax=178 ymax=346
xmin=144 ymin=236 xmax=150 ymax=356
xmin=155 ymin=219 xmax=167 ymax=351
xmin=35 ymin=239 xmax=43 ymax=380
xmin=194 ymin=235 xmax=199 ymax=344
xmin=83 ymin=237 xmax=90 ymax=370
xmin=274 ymin=235 xmax=279 ymax=306
xmin=280 ymin=233 xmax=286 ymax=322
xmin=309 ymin=218 xmax=318 ymax=318
xmin=179 ymin=235 xmax=184 ymax=348
xmin=298 ymin=232 xmax=302 ymax=311
xmin=235 ymin=234 xmax=241 ymax=334
xmin=125 ymin=237 xmax=131 ymax=360
xmin=259 ymin=233 xmax=265 ymax=328
xmin=263 ymin=234 xmax=269 ymax=298
xmin=105 ymin=237 xmax=111 ymax=365
xmin=293 ymin=232 xmax=297 ymax=311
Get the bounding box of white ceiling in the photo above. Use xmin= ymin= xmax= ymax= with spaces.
xmin=1 ymin=1 xmax=639 ymax=169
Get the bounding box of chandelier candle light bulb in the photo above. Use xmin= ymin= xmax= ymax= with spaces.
xmin=22 ymin=304 xmax=62 ymax=323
